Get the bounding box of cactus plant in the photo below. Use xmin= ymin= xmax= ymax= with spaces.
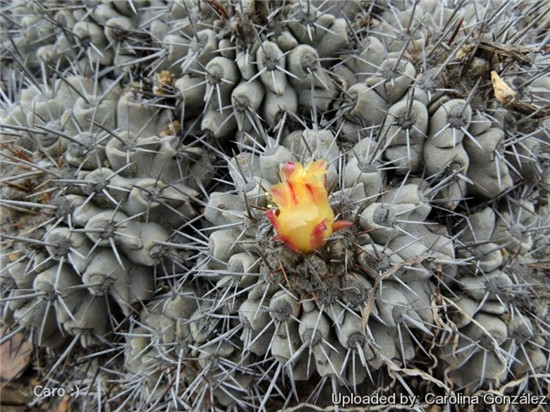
xmin=1 ymin=0 xmax=549 ymax=410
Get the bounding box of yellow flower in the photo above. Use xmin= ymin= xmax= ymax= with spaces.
xmin=266 ymin=160 xmax=353 ymax=253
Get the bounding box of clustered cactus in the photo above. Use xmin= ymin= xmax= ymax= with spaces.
xmin=1 ymin=0 xmax=549 ymax=410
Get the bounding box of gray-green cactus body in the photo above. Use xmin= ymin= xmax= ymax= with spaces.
xmin=1 ymin=0 xmax=549 ymax=411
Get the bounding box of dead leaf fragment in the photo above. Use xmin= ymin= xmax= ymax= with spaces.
xmin=490 ymin=71 xmax=550 ymax=118
xmin=0 ymin=326 xmax=32 ymax=381
xmin=491 ymin=71 xmax=516 ymax=105
xmin=58 ymin=396 xmax=71 ymax=412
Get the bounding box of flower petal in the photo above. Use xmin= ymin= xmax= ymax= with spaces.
xmin=332 ymin=220 xmax=354 ymax=232
xmin=309 ymin=219 xmax=329 ymax=251
xmin=281 ymin=161 xmax=297 ymax=180
xmin=265 ymin=209 xmax=281 ymax=233
xmin=270 ymin=184 xmax=294 ymax=208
